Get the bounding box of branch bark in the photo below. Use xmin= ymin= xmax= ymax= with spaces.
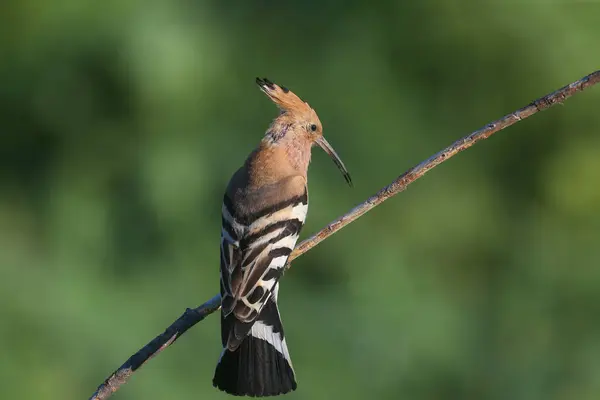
xmin=90 ymin=70 xmax=600 ymax=400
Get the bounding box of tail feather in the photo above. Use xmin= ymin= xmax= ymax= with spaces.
xmin=213 ymin=298 xmax=296 ymax=396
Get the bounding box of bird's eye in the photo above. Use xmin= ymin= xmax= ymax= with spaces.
xmin=310 ymin=124 xmax=317 ymax=132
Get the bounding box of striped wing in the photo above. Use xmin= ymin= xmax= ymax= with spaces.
xmin=220 ymin=191 xmax=308 ymax=346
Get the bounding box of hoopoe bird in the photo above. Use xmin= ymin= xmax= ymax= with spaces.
xmin=212 ymin=78 xmax=352 ymax=396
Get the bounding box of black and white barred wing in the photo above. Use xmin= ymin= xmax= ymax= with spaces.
xmin=214 ymin=191 xmax=306 ymax=395
xmin=220 ymin=192 xmax=308 ymax=328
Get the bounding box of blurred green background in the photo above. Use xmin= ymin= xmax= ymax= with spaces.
xmin=2 ymin=1 xmax=600 ymax=399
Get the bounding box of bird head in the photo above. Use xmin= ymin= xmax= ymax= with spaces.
xmin=256 ymin=77 xmax=352 ymax=186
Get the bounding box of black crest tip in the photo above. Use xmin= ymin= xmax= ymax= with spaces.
xmin=256 ymin=77 xmax=275 ymax=90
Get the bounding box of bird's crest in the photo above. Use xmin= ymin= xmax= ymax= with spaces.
xmin=256 ymin=77 xmax=313 ymax=115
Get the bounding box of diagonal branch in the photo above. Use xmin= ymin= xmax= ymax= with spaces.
xmin=90 ymin=70 xmax=600 ymax=400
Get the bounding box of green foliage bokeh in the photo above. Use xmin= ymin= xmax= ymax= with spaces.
xmin=2 ymin=1 xmax=600 ymax=399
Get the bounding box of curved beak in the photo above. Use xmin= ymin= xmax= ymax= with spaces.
xmin=315 ymin=136 xmax=352 ymax=187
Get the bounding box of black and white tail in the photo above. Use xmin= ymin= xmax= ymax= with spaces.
xmin=213 ymin=295 xmax=296 ymax=396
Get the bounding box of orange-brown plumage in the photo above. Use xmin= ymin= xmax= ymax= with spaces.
xmin=224 ymin=77 xmax=349 ymax=216
xmin=253 ymin=77 xmax=350 ymax=185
